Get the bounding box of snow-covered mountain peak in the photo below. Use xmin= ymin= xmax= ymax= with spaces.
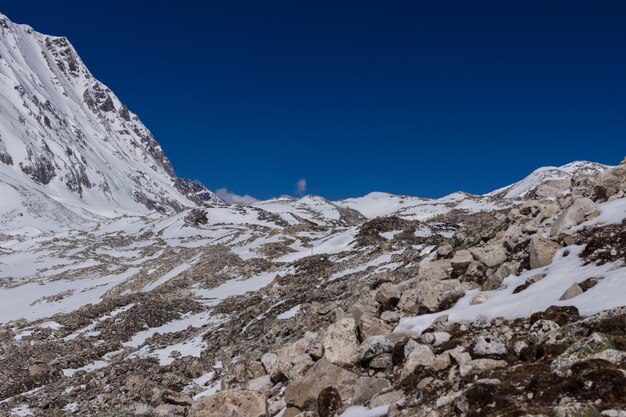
xmin=0 ymin=12 xmax=220 ymax=231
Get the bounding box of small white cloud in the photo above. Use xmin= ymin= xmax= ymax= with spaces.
xmin=295 ymin=178 xmax=307 ymax=195
xmin=215 ymin=188 xmax=259 ymax=205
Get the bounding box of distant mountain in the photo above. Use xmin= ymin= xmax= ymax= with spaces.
xmin=0 ymin=13 xmax=220 ymax=230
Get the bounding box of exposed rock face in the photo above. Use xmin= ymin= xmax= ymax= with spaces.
xmin=529 ymin=235 xmax=561 ymax=269
xmin=551 ymin=197 xmax=598 ymax=236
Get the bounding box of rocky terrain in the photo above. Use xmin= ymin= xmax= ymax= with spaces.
xmin=1 ymin=11 xmax=625 ymax=417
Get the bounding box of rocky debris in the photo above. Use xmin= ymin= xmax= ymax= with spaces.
xmin=551 ymin=333 xmax=626 ymax=377
xmin=322 ymin=318 xmax=359 ymax=365
xmin=470 ymin=243 xmax=508 ymax=268
xmin=284 ymin=358 xmax=358 ymax=412
xmin=190 ymin=390 xmax=267 ymax=417
xmin=529 ymin=235 xmax=561 ymax=269
xmin=551 ymin=197 xmax=598 ymax=237
xmin=398 ymin=279 xmax=464 ymax=314
xmin=528 ymin=319 xmax=560 ymax=344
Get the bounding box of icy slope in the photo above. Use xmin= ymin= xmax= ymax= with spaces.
xmin=0 ymin=13 xmax=219 ymax=229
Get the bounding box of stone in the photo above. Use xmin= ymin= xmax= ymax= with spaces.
xmin=433 ymin=352 xmax=451 ymax=370
xmin=529 ymin=236 xmax=560 ymax=269
xmin=368 ymin=353 xmax=393 ymax=369
xmin=450 ymin=250 xmax=473 ymax=275
xmin=550 ymin=197 xmax=598 ymax=236
xmin=317 ymin=387 xmax=342 ymax=417
xmin=398 ymin=279 xmax=464 ymax=314
xmin=190 ymin=389 xmax=267 ymax=417
xmin=284 ymin=358 xmax=358 ymax=410
xmin=322 ymin=318 xmax=359 ymax=365
xmin=380 ymin=311 xmax=401 ymax=323
xmin=470 ymin=293 xmax=488 ymax=305
xmin=420 ymin=332 xmax=450 ymax=346
xmin=400 ymin=344 xmax=435 ymax=381
xmin=263 ymin=332 xmax=318 ymax=381
xmin=369 ymin=390 xmax=405 ymax=408
xmin=470 ymin=243 xmax=508 ymax=268
xmin=352 ymin=377 xmax=392 ymax=405
xmin=246 ymin=375 xmax=273 ymax=394
xmin=437 ymin=243 xmax=454 ymax=258
xmin=358 ymin=314 xmax=393 ymax=339
xmin=559 ymin=283 xmax=583 ymax=300
xmin=551 ymin=333 xmax=626 ymax=377
xmin=375 ymin=283 xmax=401 ymax=310
xmin=528 ymin=319 xmax=560 ymax=344
xmin=154 ymin=404 xmax=187 ymax=416
xmin=358 ymin=335 xmax=394 ymax=362
xmin=418 ymin=259 xmax=452 ymax=281
xmin=460 ymin=358 xmax=507 ymax=377
xmin=552 ymin=403 xmax=601 ymax=417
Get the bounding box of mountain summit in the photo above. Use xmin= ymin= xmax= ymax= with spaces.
xmin=0 ymin=13 xmax=220 ymax=230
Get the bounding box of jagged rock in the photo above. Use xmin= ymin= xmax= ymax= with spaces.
xmin=560 ymin=283 xmax=583 ymax=300
xmin=550 ymin=197 xmax=598 ymax=236
xmin=284 ymin=358 xmax=358 ymax=410
xmin=551 ymin=333 xmax=626 ymax=377
xmin=470 ymin=243 xmax=508 ymax=268
xmin=437 ymin=244 xmax=454 ymax=258
xmin=369 ymin=390 xmax=405 ymax=408
xmin=420 ymin=332 xmax=450 ymax=346
xmin=434 ymin=352 xmax=451 ymax=370
xmin=552 ymin=403 xmax=601 ymax=417
xmin=375 ymin=283 xmax=401 ymax=310
xmin=380 ymin=311 xmax=401 ymax=323
xmin=352 ymin=376 xmax=392 ymax=405
xmin=263 ymin=332 xmax=318 ymax=381
xmin=400 ymin=344 xmax=435 ymax=381
xmin=597 ymin=158 xmax=626 ymax=199
xmin=358 ymin=314 xmax=394 ymax=339
xmin=162 ymin=391 xmax=193 ymax=406
xmin=398 ymin=279 xmax=464 ymax=314
xmin=322 ymin=318 xmax=359 ymax=365
xmin=418 ymin=259 xmax=452 ymax=281
xmin=528 ymin=319 xmax=560 ymax=344
xmin=190 ymin=389 xmax=267 ymax=417
xmin=529 ymin=236 xmax=560 ymax=269
xmin=358 ymin=335 xmax=394 ymax=362
xmin=450 ymin=250 xmax=473 ymax=275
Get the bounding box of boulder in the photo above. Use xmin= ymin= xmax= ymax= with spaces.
xmin=284 ymin=358 xmax=358 ymax=410
xmin=450 ymin=250 xmax=473 ymax=275
xmin=470 ymin=244 xmax=508 ymax=268
xmin=529 ymin=236 xmax=560 ymax=269
xmin=369 ymin=390 xmax=405 ymax=408
xmin=352 ymin=376 xmax=392 ymax=405
xmin=322 ymin=318 xmax=359 ymax=365
xmin=551 ymin=333 xmax=626 ymax=377
xmin=559 ymin=283 xmax=583 ymax=300
xmin=552 ymin=403 xmax=601 ymax=417
xmin=470 ymin=293 xmax=488 ymax=305
xmin=400 ymin=344 xmax=435 ymax=381
xmin=398 ymin=279 xmax=464 ymax=314
xmin=190 ymin=389 xmax=266 ymax=417
xmin=550 ymin=197 xmax=598 ymax=236
xmin=418 ymin=259 xmax=452 ymax=281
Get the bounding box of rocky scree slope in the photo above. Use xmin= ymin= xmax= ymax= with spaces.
xmin=0 ymin=157 xmax=625 ymax=417
xmin=0 ymin=12 xmax=220 ymax=232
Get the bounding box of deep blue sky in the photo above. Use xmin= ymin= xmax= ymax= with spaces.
xmin=3 ymin=1 xmax=625 ymax=200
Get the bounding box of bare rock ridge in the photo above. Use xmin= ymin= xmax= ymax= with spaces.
xmin=1 ymin=11 xmax=626 ymax=417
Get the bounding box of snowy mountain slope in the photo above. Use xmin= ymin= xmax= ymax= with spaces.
xmin=487 ymin=161 xmax=607 ymax=199
xmin=0 ymin=13 xmax=219 ymax=229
